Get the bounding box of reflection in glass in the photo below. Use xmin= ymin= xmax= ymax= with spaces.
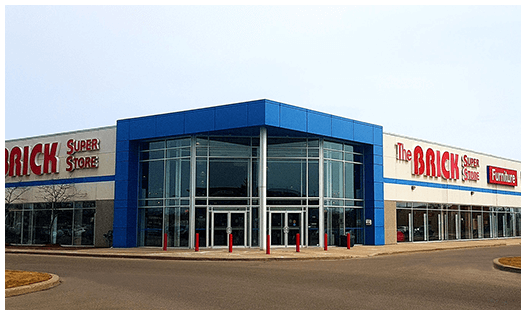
xmin=267 ymin=160 xmax=306 ymax=197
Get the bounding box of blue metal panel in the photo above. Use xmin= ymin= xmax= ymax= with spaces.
xmin=374 ymin=182 xmax=384 ymax=201
xmin=215 ymin=103 xmax=248 ymax=130
xmin=247 ymin=100 xmax=266 ymax=126
xmin=307 ymin=111 xmax=332 ymax=137
xmin=374 ymin=226 xmax=385 ymax=245
xmin=374 ymin=164 xmax=384 ymax=183
xmin=373 ymin=126 xmax=383 ymax=146
xmin=185 ymin=107 xmax=215 ymax=134
xmin=373 ymin=144 xmax=383 ymax=156
xmin=155 ymin=112 xmax=185 ymax=138
xmin=374 ymin=208 xmax=385 ymax=226
xmin=129 ymin=116 xmax=157 ymax=140
xmin=264 ymin=100 xmax=281 ymax=127
xmin=374 ymin=154 xmax=383 ymax=166
xmin=331 ymin=117 xmax=354 ymax=141
xmin=354 ymin=122 xmax=374 ymax=144
xmin=280 ymin=104 xmax=307 ymax=132
xmin=116 ymin=120 xmax=130 ymax=141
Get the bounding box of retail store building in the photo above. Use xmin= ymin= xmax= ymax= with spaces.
xmin=4 ymin=100 xmax=521 ymax=248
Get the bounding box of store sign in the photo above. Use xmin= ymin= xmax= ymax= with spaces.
xmin=5 ymin=142 xmax=60 ymax=177
xmin=65 ymin=138 xmax=100 ymax=172
xmin=5 ymin=138 xmax=100 ymax=177
xmin=396 ymin=142 xmax=480 ymax=182
xmin=487 ymin=166 xmax=517 ymax=187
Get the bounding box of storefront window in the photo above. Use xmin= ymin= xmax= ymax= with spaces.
xmin=395 ymin=203 xmax=520 ymax=243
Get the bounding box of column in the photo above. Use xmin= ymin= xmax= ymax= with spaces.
xmin=259 ymin=127 xmax=267 ymax=250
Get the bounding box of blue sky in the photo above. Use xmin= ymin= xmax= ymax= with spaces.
xmin=5 ymin=5 xmax=521 ymax=160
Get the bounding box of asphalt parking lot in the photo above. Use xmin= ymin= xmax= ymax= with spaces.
xmin=5 ymin=243 xmax=521 ymax=310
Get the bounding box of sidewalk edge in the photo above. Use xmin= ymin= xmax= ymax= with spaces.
xmin=5 ymin=273 xmax=60 ymax=297
xmin=492 ymin=258 xmax=521 ymax=274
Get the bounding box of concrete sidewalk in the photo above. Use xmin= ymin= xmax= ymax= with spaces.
xmin=5 ymin=238 xmax=520 ymax=261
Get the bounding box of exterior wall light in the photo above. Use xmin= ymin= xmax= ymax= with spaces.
xmin=411 ymin=185 xmax=416 ymax=191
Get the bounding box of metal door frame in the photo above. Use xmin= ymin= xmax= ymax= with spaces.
xmin=267 ymin=207 xmax=305 ymax=247
xmin=208 ymin=206 xmax=248 ymax=248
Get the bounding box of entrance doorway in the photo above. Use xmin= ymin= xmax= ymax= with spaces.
xmin=268 ymin=210 xmax=303 ymax=247
xmin=209 ymin=208 xmax=247 ymax=247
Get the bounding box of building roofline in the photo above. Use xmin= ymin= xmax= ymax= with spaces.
xmin=6 ymin=125 xmax=116 ymax=143
xmin=383 ymin=131 xmax=521 ymax=164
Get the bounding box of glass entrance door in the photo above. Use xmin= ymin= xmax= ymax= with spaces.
xmin=269 ymin=211 xmax=302 ymax=247
xmin=210 ymin=210 xmax=247 ymax=247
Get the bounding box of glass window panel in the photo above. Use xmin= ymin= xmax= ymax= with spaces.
xmin=167 ymin=138 xmax=190 ymax=148
xmin=194 ymin=207 xmax=207 ymax=248
xmin=166 ymin=149 xmax=181 ymax=158
xmin=22 ymin=211 xmax=32 ymax=244
xmin=267 ymin=160 xmax=306 ymax=197
xmin=140 ymin=150 xmax=164 ymax=160
xmin=73 ymin=209 xmax=95 ymax=245
xmin=209 ymin=159 xmax=249 ymax=197
xmin=344 ymin=144 xmax=354 ymax=153
xmin=345 ymin=207 xmax=364 ymax=245
xmin=165 ymin=207 xmax=189 ymax=247
xmin=412 ymin=210 xmax=426 ymax=241
xmin=32 ymin=210 xmax=51 ymax=244
xmin=461 ymin=211 xmax=472 ymax=239
xmin=166 ymin=159 xmax=190 ymax=198
xmin=330 ymin=151 xmax=343 ymax=160
xmin=252 ymin=207 xmax=259 ymax=247
xmin=196 ymin=159 xmax=207 ymax=197
xmin=148 ymin=141 xmax=165 ymax=150
xmin=308 ymin=160 xmax=319 ymax=197
xmin=323 ymin=141 xmax=342 ymax=151
xmin=308 ymin=207 xmax=319 ymax=246
xmin=252 ymin=160 xmax=259 ymax=197
xmin=138 ymin=208 xmax=163 ymax=247
xmin=56 ymin=210 xmax=73 ymax=245
xmin=5 ymin=211 xmax=22 ymax=244
xmin=140 ymin=160 xmax=164 ymax=199
xmin=397 ymin=209 xmax=411 ymax=242
xmin=324 ymin=207 xmax=344 ymax=246
xmin=428 ymin=210 xmax=440 ymax=241
xmin=324 ymin=160 xmax=343 ymax=198
xmin=209 ymin=137 xmax=251 ymax=157
xmin=307 ymin=148 xmax=319 ymax=157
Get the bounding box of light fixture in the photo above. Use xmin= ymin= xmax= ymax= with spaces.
xmin=411 ymin=185 xmax=416 ymax=191
xmin=471 ymin=191 xmax=475 ymax=195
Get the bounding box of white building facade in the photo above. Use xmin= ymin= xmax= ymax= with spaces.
xmin=383 ymin=133 xmax=521 ymax=244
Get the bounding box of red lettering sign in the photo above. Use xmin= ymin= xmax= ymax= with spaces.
xmin=5 ymin=142 xmax=60 ymax=177
xmin=487 ymin=166 xmax=517 ymax=187
xmin=398 ymin=143 xmax=465 ymax=182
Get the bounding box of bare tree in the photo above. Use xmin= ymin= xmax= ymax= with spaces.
xmin=5 ymin=185 xmax=31 ymax=213
xmin=38 ymin=183 xmax=86 ymax=244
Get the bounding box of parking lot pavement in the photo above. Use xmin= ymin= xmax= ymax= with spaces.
xmin=5 ymin=238 xmax=520 ymax=261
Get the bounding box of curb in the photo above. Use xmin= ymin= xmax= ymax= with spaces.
xmin=5 ymin=240 xmax=520 ymax=262
xmin=5 ymin=273 xmax=61 ymax=297
xmin=5 ymin=250 xmax=365 ymax=261
xmin=492 ymin=258 xmax=521 ymax=274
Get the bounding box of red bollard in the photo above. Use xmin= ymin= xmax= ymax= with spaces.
xmin=229 ymin=233 xmax=233 ymax=253
xmin=163 ymin=233 xmax=167 ymax=251
xmin=347 ymin=232 xmax=351 ymax=249
xmin=324 ymin=233 xmax=328 ymax=251
xmin=266 ymin=234 xmax=270 ymax=255
xmin=296 ymin=233 xmax=300 ymax=252
xmin=195 ymin=233 xmax=199 ymax=252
